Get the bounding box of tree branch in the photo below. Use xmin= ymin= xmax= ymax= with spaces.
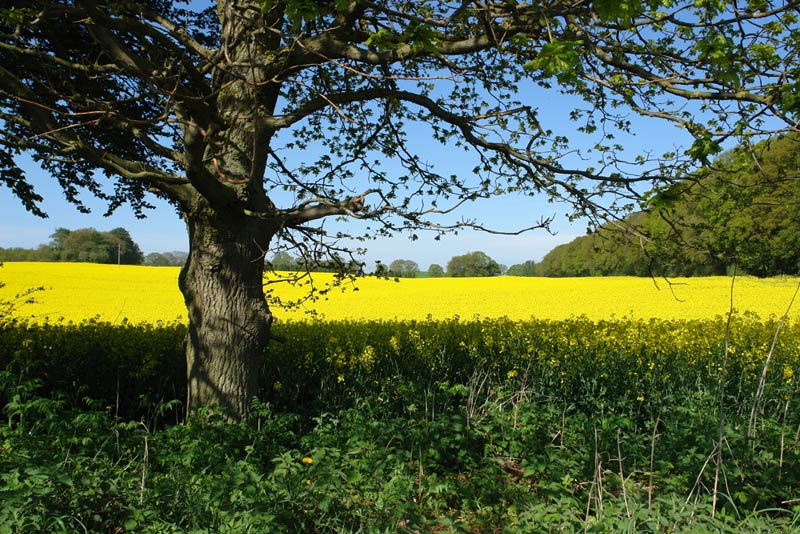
xmin=278 ymin=191 xmax=374 ymax=227
xmin=0 ymin=64 xmax=191 ymax=200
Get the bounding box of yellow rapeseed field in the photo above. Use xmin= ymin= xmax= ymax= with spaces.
xmin=1 ymin=262 xmax=185 ymax=324
xmin=1 ymin=261 xmax=799 ymax=323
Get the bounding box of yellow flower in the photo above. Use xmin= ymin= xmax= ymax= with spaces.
xmin=4 ymin=262 xmax=800 ymax=323
xmin=301 ymin=456 xmax=313 ymax=464
xmin=783 ymin=366 xmax=794 ymax=384
xmin=359 ymin=345 xmax=376 ymax=367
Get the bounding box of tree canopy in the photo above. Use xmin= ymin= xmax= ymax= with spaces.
xmin=268 ymin=251 xmax=300 ymax=271
xmin=2 ymin=0 xmax=798 ymax=419
xmin=447 ymin=251 xmax=501 ymax=277
xmin=536 ymin=133 xmax=800 ymax=278
xmin=427 ymin=264 xmax=445 ymax=278
xmin=507 ymin=260 xmax=538 ymax=277
xmin=388 ymin=259 xmax=419 ymax=278
xmin=3 ymin=1 xmax=798 ymax=237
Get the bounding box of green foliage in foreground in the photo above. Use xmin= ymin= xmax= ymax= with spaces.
xmin=1 ymin=315 xmax=800 ymax=531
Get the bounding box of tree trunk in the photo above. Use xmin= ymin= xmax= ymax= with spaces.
xmin=178 ymin=203 xmax=274 ymax=422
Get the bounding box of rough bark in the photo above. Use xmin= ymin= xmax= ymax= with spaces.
xmin=178 ymin=200 xmax=274 ymax=421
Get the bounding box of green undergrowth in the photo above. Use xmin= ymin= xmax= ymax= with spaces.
xmin=1 ymin=315 xmax=800 ymax=531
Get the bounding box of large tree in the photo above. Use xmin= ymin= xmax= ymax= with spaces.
xmin=447 ymin=251 xmax=501 ymax=277
xmin=389 ymin=258 xmax=419 ymax=278
xmin=1 ymin=1 xmax=797 ymax=420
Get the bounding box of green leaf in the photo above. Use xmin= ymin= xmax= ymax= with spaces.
xmin=401 ymin=20 xmax=440 ymax=53
xmin=593 ymin=0 xmax=646 ymax=22
xmin=524 ymin=40 xmax=583 ymax=83
xmin=0 ymin=7 xmax=36 ymax=25
xmin=365 ymin=28 xmax=396 ymax=50
xmin=642 ymin=185 xmax=684 ymax=212
xmin=687 ymin=136 xmax=723 ymax=162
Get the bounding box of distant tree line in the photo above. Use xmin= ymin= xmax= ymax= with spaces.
xmin=0 ymin=244 xmax=55 ymax=263
xmin=506 ymin=261 xmax=538 ymax=277
xmin=267 ymin=250 xmax=512 ymax=278
xmin=385 ymin=252 xmax=505 ymax=278
xmin=0 ymin=227 xmax=144 ymax=265
xmin=144 ymin=251 xmax=188 ymax=267
xmin=385 ymin=253 xmax=535 ymax=278
xmin=535 ymin=133 xmax=800 ymax=278
xmin=265 ymin=251 xmax=363 ymax=274
xmin=267 ymin=251 xmax=520 ymax=278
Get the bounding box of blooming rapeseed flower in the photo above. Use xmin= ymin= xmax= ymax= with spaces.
xmin=783 ymin=366 xmax=794 ymax=384
xmin=2 ymin=262 xmax=799 ymax=324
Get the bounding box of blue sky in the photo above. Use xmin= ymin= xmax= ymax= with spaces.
xmin=0 ymin=153 xmax=585 ymax=268
xmin=0 ymin=51 xmax=702 ymax=269
xmin=0 ymin=95 xmax=695 ymax=269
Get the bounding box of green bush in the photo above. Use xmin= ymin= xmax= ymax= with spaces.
xmin=0 ymin=318 xmax=186 ymax=422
